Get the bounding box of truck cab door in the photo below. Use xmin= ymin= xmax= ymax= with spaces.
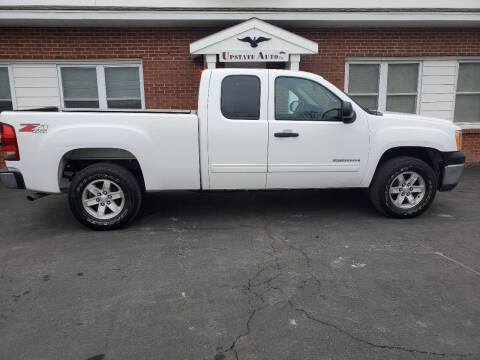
xmin=266 ymin=71 xmax=370 ymax=189
xmin=206 ymin=69 xmax=269 ymax=189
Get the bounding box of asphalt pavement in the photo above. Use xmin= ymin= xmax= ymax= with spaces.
xmin=1 ymin=167 xmax=479 ymax=360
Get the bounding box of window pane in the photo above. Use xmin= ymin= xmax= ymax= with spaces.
xmin=387 ymin=64 xmax=418 ymax=94
xmin=457 ymin=63 xmax=480 ymax=93
xmin=386 ymin=95 xmax=416 ymax=113
xmin=348 ymin=64 xmax=379 ymax=94
xmin=107 ymin=99 xmax=142 ymax=109
xmin=105 ymin=67 xmax=141 ymax=102
xmin=0 ymin=100 xmax=13 ymax=112
xmin=275 ymin=77 xmax=342 ymax=121
xmin=350 ymin=95 xmax=378 ymax=110
xmin=61 ymin=67 xmax=99 ymax=108
xmin=454 ymin=94 xmax=480 ymax=122
xmin=221 ymin=75 xmax=260 ymax=120
xmin=64 ymin=100 xmax=100 ymax=108
xmin=0 ymin=68 xmax=12 ymax=100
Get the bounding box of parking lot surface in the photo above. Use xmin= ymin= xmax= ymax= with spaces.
xmin=1 ymin=167 xmax=479 ymax=360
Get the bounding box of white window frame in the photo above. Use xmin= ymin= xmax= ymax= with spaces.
xmin=0 ymin=64 xmax=17 ymax=110
xmin=345 ymin=60 xmax=422 ymax=114
xmin=454 ymin=60 xmax=480 ymax=128
xmin=58 ymin=62 xmax=145 ymax=111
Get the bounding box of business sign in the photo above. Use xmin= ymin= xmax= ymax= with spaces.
xmin=219 ymin=50 xmax=289 ymax=62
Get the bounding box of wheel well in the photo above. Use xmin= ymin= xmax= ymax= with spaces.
xmin=59 ymin=148 xmax=145 ymax=191
xmin=375 ymin=146 xmax=444 ymax=184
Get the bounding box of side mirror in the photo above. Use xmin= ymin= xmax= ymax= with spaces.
xmin=342 ymin=101 xmax=356 ymax=124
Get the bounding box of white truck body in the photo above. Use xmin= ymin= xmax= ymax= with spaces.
xmin=0 ymin=68 xmax=466 ymax=229
xmin=1 ymin=68 xmax=462 ymax=193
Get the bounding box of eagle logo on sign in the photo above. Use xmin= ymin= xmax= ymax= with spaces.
xmin=237 ymin=36 xmax=272 ymax=48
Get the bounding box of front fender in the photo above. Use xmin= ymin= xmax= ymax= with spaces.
xmin=361 ymin=126 xmax=456 ymax=187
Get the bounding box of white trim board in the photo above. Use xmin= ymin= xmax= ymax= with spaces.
xmin=1 ymin=10 xmax=479 ymax=28
xmin=2 ymin=0 xmax=480 ymax=8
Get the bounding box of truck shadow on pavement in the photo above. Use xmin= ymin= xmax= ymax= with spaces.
xmin=137 ymin=188 xmax=376 ymax=227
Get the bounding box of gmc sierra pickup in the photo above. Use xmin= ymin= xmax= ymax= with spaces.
xmin=0 ymin=68 xmax=465 ymax=230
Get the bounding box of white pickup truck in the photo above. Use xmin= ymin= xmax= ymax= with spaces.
xmin=0 ymin=68 xmax=465 ymax=230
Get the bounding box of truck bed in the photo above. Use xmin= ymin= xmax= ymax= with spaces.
xmin=0 ymin=110 xmax=201 ymax=193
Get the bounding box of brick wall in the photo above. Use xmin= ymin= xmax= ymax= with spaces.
xmin=0 ymin=27 xmax=479 ymax=168
xmin=0 ymin=28 xmax=216 ymax=109
xmin=297 ymin=28 xmax=480 ymax=90
xmin=462 ymin=129 xmax=480 ymax=166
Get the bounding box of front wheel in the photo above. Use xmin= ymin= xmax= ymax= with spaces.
xmin=369 ymin=156 xmax=437 ymax=218
xmin=68 ymin=163 xmax=142 ymax=230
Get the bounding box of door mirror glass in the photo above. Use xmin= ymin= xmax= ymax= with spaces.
xmin=342 ymin=101 xmax=356 ymax=124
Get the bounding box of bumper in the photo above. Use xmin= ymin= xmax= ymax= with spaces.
xmin=0 ymin=167 xmax=25 ymax=189
xmin=439 ymin=151 xmax=465 ymax=191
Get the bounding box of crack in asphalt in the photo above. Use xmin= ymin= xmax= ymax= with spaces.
xmin=216 ymin=216 xmax=323 ymax=359
xmin=216 ymin=216 xmax=480 ymax=360
xmin=288 ymin=299 xmax=479 ymax=358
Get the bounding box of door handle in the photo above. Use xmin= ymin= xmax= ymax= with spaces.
xmin=274 ymin=131 xmax=299 ymax=138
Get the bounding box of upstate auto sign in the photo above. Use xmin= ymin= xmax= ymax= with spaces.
xmin=220 ymin=50 xmax=289 ymax=62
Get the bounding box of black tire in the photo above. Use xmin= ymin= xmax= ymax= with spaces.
xmin=68 ymin=163 xmax=142 ymax=230
xmin=369 ymin=156 xmax=437 ymax=218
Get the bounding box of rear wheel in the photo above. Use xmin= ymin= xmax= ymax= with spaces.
xmin=369 ymin=156 xmax=437 ymax=218
xmin=68 ymin=163 xmax=142 ymax=230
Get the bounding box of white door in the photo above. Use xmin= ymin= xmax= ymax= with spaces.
xmin=207 ymin=69 xmax=269 ymax=189
xmin=267 ymin=71 xmax=370 ymax=189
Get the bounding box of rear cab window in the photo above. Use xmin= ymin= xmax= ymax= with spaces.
xmin=221 ymin=75 xmax=261 ymax=120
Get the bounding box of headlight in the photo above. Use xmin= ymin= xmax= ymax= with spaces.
xmin=455 ymin=130 xmax=462 ymax=151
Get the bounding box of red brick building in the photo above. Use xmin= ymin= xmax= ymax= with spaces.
xmin=1 ymin=2 xmax=480 ymax=166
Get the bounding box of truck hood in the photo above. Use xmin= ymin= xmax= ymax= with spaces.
xmin=376 ymin=111 xmax=461 ymax=131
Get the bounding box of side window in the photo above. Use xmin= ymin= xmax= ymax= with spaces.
xmin=347 ymin=64 xmax=379 ymax=111
xmin=455 ymin=63 xmax=480 ymax=123
xmin=221 ymin=75 xmax=260 ymax=120
xmin=61 ymin=67 xmax=100 ymax=109
xmin=0 ymin=67 xmax=13 ymax=112
xmin=275 ymin=77 xmax=342 ymax=121
xmin=105 ymin=67 xmax=142 ymax=109
xmin=60 ymin=64 xmax=143 ymax=110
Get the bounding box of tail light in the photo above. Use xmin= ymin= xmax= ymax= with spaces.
xmin=0 ymin=122 xmax=20 ymax=161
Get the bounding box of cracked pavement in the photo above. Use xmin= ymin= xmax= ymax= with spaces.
xmin=1 ymin=167 xmax=480 ymax=360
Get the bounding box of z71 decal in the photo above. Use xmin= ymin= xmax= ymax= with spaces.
xmin=19 ymin=124 xmax=48 ymax=134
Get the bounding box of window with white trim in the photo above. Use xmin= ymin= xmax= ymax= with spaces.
xmin=346 ymin=62 xmax=420 ymax=114
xmin=59 ymin=64 xmax=143 ymax=110
xmin=454 ymin=62 xmax=480 ymax=123
xmin=0 ymin=67 xmax=13 ymax=112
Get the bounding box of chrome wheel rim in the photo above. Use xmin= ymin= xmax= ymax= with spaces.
xmin=389 ymin=171 xmax=426 ymax=209
xmin=81 ymin=179 xmax=125 ymax=220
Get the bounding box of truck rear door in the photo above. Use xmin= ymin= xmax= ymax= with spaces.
xmin=206 ymin=69 xmax=269 ymax=189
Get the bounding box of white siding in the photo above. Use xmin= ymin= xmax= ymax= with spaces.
xmin=12 ymin=64 xmax=61 ymax=110
xmin=3 ymin=0 xmax=480 ymax=9
xmin=419 ymin=61 xmax=457 ymax=120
